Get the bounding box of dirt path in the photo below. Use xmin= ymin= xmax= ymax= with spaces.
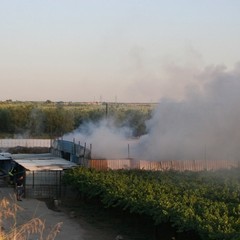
xmin=59 ymin=201 xmax=148 ymax=240
xmin=0 ymin=186 xmax=132 ymax=240
xmin=0 ymin=187 xmax=86 ymax=240
xmin=0 ymin=181 xmax=200 ymax=240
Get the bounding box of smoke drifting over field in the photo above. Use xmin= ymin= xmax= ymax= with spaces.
xmin=63 ymin=119 xmax=132 ymax=159
xmin=64 ymin=64 xmax=240 ymax=161
xmin=134 ymin=64 xmax=240 ymax=160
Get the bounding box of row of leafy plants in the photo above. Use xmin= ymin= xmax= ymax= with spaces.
xmin=63 ymin=167 xmax=240 ymax=240
xmin=0 ymin=101 xmax=153 ymax=138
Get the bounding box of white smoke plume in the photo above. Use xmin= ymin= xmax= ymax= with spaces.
xmin=63 ymin=118 xmax=132 ymax=159
xmin=133 ymin=64 xmax=240 ymax=161
xmin=64 ymin=64 xmax=240 ymax=161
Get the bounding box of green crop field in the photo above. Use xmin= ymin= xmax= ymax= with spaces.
xmin=63 ymin=167 xmax=240 ymax=240
xmin=0 ymin=101 xmax=155 ymax=138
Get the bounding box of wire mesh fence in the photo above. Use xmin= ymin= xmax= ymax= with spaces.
xmin=0 ymin=139 xmax=51 ymax=148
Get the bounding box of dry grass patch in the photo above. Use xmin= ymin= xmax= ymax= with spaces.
xmin=0 ymin=196 xmax=62 ymax=240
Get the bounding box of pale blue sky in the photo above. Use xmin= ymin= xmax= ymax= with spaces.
xmin=0 ymin=0 xmax=240 ymax=102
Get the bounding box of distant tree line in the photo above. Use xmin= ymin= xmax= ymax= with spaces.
xmin=0 ymin=101 xmax=154 ymax=139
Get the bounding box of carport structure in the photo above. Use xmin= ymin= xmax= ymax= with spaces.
xmin=12 ymin=153 xmax=77 ymax=199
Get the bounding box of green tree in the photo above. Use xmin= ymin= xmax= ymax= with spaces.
xmin=27 ymin=108 xmax=46 ymax=137
xmin=8 ymin=104 xmax=34 ymax=135
xmin=44 ymin=106 xmax=75 ymax=138
xmin=0 ymin=108 xmax=12 ymax=133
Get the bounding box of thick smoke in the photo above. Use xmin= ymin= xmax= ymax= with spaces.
xmin=133 ymin=64 xmax=240 ymax=161
xmin=64 ymin=64 xmax=240 ymax=161
xmin=63 ymin=119 xmax=132 ymax=159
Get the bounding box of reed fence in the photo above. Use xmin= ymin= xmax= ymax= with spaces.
xmin=88 ymin=159 xmax=240 ymax=171
xmin=0 ymin=139 xmax=51 ymax=148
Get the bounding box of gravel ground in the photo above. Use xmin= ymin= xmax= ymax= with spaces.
xmin=0 ymin=186 xmax=85 ymax=240
xmin=0 ymin=183 xmax=130 ymax=240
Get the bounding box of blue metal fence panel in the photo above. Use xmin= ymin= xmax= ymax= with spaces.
xmin=57 ymin=140 xmax=74 ymax=153
xmin=52 ymin=139 xmax=91 ymax=164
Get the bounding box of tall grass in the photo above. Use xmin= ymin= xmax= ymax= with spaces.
xmin=0 ymin=196 xmax=62 ymax=240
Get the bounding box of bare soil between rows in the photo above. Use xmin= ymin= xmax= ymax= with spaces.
xmin=45 ymin=196 xmax=200 ymax=240
xmin=1 ymin=179 xmax=200 ymax=240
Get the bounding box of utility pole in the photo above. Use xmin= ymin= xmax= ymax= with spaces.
xmin=105 ymin=103 xmax=108 ymax=118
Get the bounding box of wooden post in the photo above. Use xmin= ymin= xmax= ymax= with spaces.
xmin=106 ymin=103 xmax=108 ymax=118
xmin=90 ymin=143 xmax=92 ymax=158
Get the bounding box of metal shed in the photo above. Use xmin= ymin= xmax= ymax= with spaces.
xmin=0 ymin=152 xmax=13 ymax=179
xmin=12 ymin=153 xmax=77 ymax=199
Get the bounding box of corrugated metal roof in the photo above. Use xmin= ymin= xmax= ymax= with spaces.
xmin=0 ymin=152 xmax=12 ymax=160
xmin=12 ymin=153 xmax=77 ymax=171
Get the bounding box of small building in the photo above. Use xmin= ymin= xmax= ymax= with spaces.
xmin=12 ymin=153 xmax=77 ymax=199
xmin=0 ymin=152 xmax=13 ymax=178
